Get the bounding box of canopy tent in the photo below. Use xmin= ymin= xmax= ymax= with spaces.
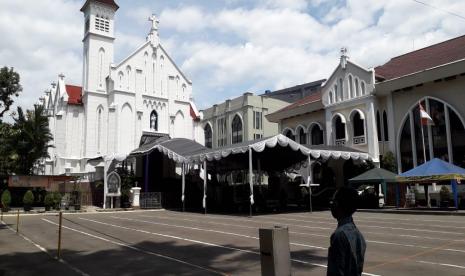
xmin=126 ymin=134 xmax=372 ymax=214
xmin=349 ymin=167 xmax=398 ymax=206
xmin=130 ymin=137 xmax=207 ymax=163
xmin=185 ymin=134 xmax=371 ymax=215
xmin=398 ymin=158 xmax=465 ymax=182
xmin=349 ymin=168 xmax=398 ymax=183
xmin=398 ymin=158 xmax=465 ymax=209
xmin=130 ymin=137 xmax=208 ymax=211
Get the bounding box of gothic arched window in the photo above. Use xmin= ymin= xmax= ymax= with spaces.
xmin=376 ymin=111 xmax=382 ymax=141
xmin=204 ymin=124 xmax=212 ymax=148
xmin=351 ymin=110 xmax=365 ymax=144
xmin=126 ymin=65 xmax=131 ymax=90
xmin=310 ymin=124 xmax=324 ymax=145
xmin=298 ymin=127 xmax=306 ymax=144
xmin=150 ymin=110 xmax=158 ymax=131
xmin=383 ymin=111 xmax=389 ymax=141
xmin=99 ymin=48 xmax=105 ymax=87
xmin=398 ymin=97 xmax=465 ymax=171
xmin=339 ymin=78 xmax=344 ymax=100
xmin=231 ymin=115 xmax=243 ymax=144
xmin=348 ymin=75 xmax=354 ymax=98
xmin=333 ymin=114 xmax=346 ymax=145
xmin=283 ymin=129 xmax=295 ymax=141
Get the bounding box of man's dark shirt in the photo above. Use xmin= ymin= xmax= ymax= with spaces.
xmin=327 ymin=216 xmax=366 ymax=276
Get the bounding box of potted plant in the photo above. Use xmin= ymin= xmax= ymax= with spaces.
xmin=439 ymin=185 xmax=451 ymax=208
xmin=53 ymin=192 xmax=62 ymax=210
xmin=1 ymin=190 xmax=11 ymax=212
xmin=44 ymin=192 xmax=54 ymax=211
xmin=23 ymin=190 xmax=34 ymax=212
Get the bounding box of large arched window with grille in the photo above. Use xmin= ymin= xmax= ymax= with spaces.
xmin=333 ymin=114 xmax=346 ymax=146
xmin=398 ymin=97 xmax=465 ymax=171
xmin=204 ymin=124 xmax=212 ymax=148
xmin=351 ymin=110 xmax=365 ymax=144
xmin=231 ymin=115 xmax=243 ymax=144
xmin=150 ymin=110 xmax=158 ymax=131
xmin=310 ymin=124 xmax=324 ymax=145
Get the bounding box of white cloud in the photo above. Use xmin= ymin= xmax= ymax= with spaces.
xmin=159 ymin=6 xmax=208 ymax=33
xmin=2 ymin=0 xmax=465 ymax=113
xmin=125 ymin=6 xmax=153 ymax=26
xmin=0 ymin=0 xmax=83 ymax=119
xmin=262 ymin=0 xmax=309 ymax=11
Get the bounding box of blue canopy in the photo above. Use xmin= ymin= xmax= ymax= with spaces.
xmin=398 ymin=158 xmax=465 ymax=182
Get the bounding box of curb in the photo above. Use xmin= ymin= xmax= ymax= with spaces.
xmin=358 ymin=209 xmax=465 ymax=216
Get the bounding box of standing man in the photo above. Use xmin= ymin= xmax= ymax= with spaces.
xmin=327 ymin=187 xmax=366 ymax=276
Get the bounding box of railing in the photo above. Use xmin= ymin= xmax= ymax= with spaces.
xmin=335 ymin=139 xmax=346 ymax=146
xmin=353 ymin=135 xmax=366 ymax=145
xmin=140 ymin=192 xmax=162 ymax=209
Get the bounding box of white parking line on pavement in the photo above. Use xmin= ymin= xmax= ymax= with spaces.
xmin=286 ymin=213 xmax=465 ymax=230
xmin=41 ymin=218 xmax=226 ymax=275
xmin=264 ymin=215 xmax=465 ymax=235
xmin=140 ymin=214 xmax=464 ymax=244
xmin=77 ymin=216 xmax=380 ymax=276
xmin=138 ymin=214 xmax=329 ymax=239
xmin=417 ymin=260 xmax=465 ymax=270
xmin=1 ymin=220 xmax=89 ymax=276
xmin=141 ymin=213 xmax=465 ymax=254
xmin=111 ymin=216 xmax=327 ymax=250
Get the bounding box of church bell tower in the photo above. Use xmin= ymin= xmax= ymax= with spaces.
xmin=81 ymin=0 xmax=119 ymax=93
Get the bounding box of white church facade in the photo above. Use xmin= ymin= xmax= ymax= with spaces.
xmin=40 ymin=0 xmax=201 ymax=178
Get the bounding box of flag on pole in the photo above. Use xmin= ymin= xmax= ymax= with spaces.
xmin=419 ymin=102 xmax=434 ymax=126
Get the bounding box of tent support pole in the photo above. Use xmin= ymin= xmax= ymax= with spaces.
xmin=103 ymin=161 xmax=108 ymax=209
xmin=308 ymin=155 xmax=313 ymax=213
xmin=182 ymin=163 xmax=185 ymax=212
xmin=396 ymin=183 xmax=400 ymax=208
xmin=249 ymin=147 xmax=253 ymax=218
xmin=382 ymin=180 xmax=387 ymax=206
xmin=204 ymin=161 xmax=207 ymax=215
xmin=144 ymin=155 xmax=149 ymax=192
xmin=423 ymin=184 xmax=430 ymax=208
xmin=451 ymin=179 xmax=458 ymax=209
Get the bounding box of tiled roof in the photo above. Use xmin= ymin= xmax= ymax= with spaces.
xmin=277 ymin=90 xmax=322 ymax=113
xmin=375 ymin=35 xmax=465 ymax=81
xmin=65 ymin=85 xmax=83 ymax=105
xmin=80 ymin=0 xmax=119 ymax=12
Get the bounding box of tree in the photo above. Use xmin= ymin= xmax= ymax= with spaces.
xmin=0 ymin=67 xmax=22 ymax=119
xmin=381 ymin=151 xmax=397 ymax=173
xmin=1 ymin=189 xmax=11 ymax=211
xmin=0 ymin=123 xmax=17 ymax=175
xmin=10 ymin=105 xmax=53 ymax=175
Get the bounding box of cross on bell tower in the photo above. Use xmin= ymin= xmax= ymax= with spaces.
xmin=147 ymin=14 xmax=160 ymax=45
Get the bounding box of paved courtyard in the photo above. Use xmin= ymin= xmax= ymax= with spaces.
xmin=1 ymin=210 xmax=465 ymax=276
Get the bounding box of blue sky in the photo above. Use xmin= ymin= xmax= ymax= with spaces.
xmin=1 ymin=0 xmax=465 ymax=113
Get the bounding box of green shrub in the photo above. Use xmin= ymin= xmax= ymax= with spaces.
xmin=23 ymin=190 xmax=34 ymax=206
xmin=440 ymin=185 xmax=451 ymax=201
xmin=1 ymin=190 xmax=11 ymax=210
xmin=53 ymin=192 xmax=62 ymax=210
xmin=44 ymin=192 xmax=54 ymax=210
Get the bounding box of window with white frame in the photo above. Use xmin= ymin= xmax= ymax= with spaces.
xmin=231 ymin=115 xmax=243 ymax=144
xmin=95 ymin=15 xmax=109 ymax=32
xmin=253 ymin=111 xmax=262 ymax=130
xmin=217 ymin=117 xmax=227 ymax=147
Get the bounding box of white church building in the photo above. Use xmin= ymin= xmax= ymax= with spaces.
xmin=40 ymin=0 xmax=202 ymax=178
